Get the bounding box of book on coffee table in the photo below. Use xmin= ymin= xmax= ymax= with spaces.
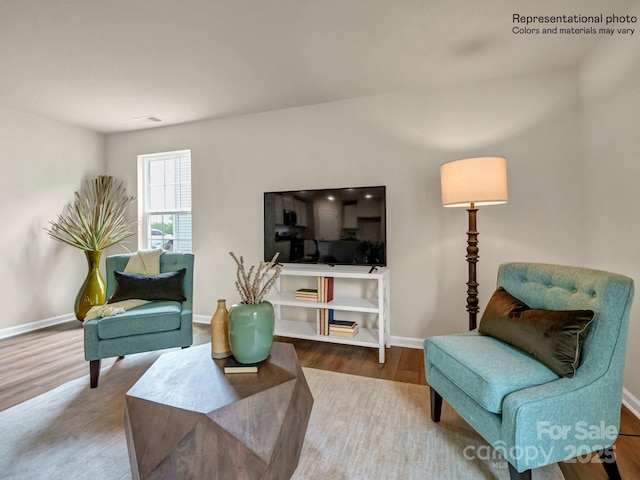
xmin=224 ymin=357 xmax=261 ymax=374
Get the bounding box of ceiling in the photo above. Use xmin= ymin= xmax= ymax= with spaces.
xmin=0 ymin=0 xmax=634 ymax=134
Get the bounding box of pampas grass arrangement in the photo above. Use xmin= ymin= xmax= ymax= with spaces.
xmin=46 ymin=175 xmax=136 ymax=251
xmin=229 ymin=252 xmax=282 ymax=304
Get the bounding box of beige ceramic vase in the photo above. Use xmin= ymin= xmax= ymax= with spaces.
xmin=211 ymin=299 xmax=232 ymax=359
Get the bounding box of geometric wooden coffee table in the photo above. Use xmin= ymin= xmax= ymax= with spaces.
xmin=124 ymin=342 xmax=314 ymax=480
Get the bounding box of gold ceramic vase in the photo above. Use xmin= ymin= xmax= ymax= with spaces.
xmin=211 ymin=299 xmax=232 ymax=359
xmin=74 ymin=250 xmax=106 ymax=322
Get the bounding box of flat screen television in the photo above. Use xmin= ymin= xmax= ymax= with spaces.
xmin=264 ymin=186 xmax=386 ymax=267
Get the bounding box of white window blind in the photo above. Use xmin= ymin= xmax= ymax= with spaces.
xmin=138 ymin=150 xmax=192 ymax=253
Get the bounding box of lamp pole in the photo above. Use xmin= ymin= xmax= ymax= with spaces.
xmin=466 ymin=203 xmax=479 ymax=330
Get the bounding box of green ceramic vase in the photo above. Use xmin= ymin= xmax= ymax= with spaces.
xmin=74 ymin=250 xmax=106 ymax=322
xmin=228 ymin=301 xmax=275 ymax=364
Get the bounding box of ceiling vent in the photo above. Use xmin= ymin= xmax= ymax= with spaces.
xmin=134 ymin=115 xmax=163 ymax=124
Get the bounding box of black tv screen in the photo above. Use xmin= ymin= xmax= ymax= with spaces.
xmin=264 ymin=186 xmax=386 ymax=266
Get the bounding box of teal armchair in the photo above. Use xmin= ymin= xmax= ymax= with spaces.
xmin=424 ymin=263 xmax=634 ymax=480
xmin=84 ymin=252 xmax=194 ymax=388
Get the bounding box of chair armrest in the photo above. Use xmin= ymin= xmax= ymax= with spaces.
xmin=180 ymin=308 xmax=193 ymax=345
xmin=500 ymin=372 xmax=622 ymax=471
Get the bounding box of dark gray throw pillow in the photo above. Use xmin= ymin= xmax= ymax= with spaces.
xmin=479 ymin=287 xmax=595 ymax=378
xmin=108 ymin=269 xmax=187 ymax=304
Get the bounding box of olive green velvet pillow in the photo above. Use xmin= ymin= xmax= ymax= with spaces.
xmin=479 ymin=287 xmax=595 ymax=377
xmin=107 ymin=269 xmax=187 ymax=304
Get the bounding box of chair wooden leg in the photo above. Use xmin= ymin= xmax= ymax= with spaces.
xmin=90 ymin=359 xmax=101 ymax=388
xmin=598 ymin=447 xmax=622 ymax=480
xmin=430 ymin=387 xmax=443 ymax=422
xmin=508 ymin=463 xmax=531 ymax=480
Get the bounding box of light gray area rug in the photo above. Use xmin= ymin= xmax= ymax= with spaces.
xmin=0 ymin=350 xmax=564 ymax=480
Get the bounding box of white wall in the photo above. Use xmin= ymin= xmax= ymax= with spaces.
xmin=0 ymin=105 xmax=105 ymax=329
xmin=106 ymin=68 xmax=585 ymax=340
xmin=581 ymin=4 xmax=640 ymax=403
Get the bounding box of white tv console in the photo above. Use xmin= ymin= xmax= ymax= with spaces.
xmin=267 ymin=265 xmax=390 ymax=363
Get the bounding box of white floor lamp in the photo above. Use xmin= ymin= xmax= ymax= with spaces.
xmin=440 ymin=157 xmax=508 ymax=330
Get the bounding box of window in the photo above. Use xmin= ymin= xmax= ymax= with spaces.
xmin=138 ymin=150 xmax=192 ymax=253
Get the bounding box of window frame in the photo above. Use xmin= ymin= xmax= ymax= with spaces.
xmin=137 ymin=149 xmax=192 ymax=252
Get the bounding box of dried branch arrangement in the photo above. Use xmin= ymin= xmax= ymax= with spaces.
xmin=229 ymin=252 xmax=282 ymax=304
xmin=46 ymin=175 xmax=136 ymax=251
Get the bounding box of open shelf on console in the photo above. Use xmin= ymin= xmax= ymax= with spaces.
xmin=267 ymin=265 xmax=390 ymax=363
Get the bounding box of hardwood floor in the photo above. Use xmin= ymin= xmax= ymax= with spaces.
xmin=1 ymin=321 xmax=639 ymax=479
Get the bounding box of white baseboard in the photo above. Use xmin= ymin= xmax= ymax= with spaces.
xmin=0 ymin=313 xmax=76 ymax=340
xmin=622 ymin=388 xmax=640 ymax=420
xmin=193 ymin=314 xmax=210 ymax=324
xmin=390 ymin=335 xmax=424 ymax=349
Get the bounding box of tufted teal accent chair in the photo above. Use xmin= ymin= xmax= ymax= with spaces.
xmin=424 ymin=262 xmax=634 ymax=480
xmin=84 ymin=252 xmax=194 ymax=388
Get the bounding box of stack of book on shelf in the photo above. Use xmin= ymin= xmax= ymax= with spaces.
xmin=295 ymin=288 xmax=318 ymax=301
xmin=328 ymin=319 xmax=359 ymax=337
xmin=316 ymin=276 xmax=334 ymax=335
